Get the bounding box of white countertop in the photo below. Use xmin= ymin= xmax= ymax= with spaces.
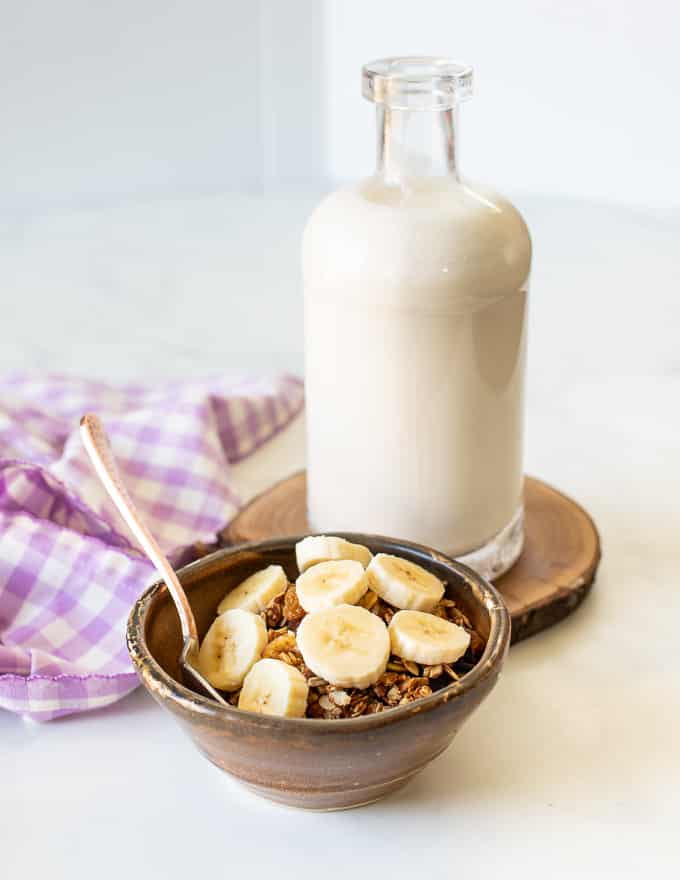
xmin=2 ymin=192 xmax=679 ymax=878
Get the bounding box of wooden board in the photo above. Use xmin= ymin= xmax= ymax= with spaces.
xmin=220 ymin=473 xmax=601 ymax=644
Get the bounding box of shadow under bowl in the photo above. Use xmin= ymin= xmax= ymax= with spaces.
xmin=127 ymin=533 xmax=511 ymax=810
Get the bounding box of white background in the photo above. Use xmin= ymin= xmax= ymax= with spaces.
xmin=0 ymin=1 xmax=326 ymax=211
xmin=322 ymin=0 xmax=680 ymax=207
xmin=2 ymin=1 xmax=679 ymax=212
xmin=2 ymin=3 xmax=680 ymax=878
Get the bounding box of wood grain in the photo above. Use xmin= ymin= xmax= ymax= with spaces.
xmin=220 ymin=473 xmax=600 ymax=644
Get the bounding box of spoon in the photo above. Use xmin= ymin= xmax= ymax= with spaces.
xmin=80 ymin=413 xmax=229 ymax=707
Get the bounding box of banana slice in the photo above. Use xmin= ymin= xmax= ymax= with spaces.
xmin=217 ymin=564 xmax=287 ymax=614
xmin=238 ymin=658 xmax=309 ymax=718
xmin=296 ymin=604 xmax=390 ymax=688
xmin=389 ymin=610 xmax=470 ymax=666
xmin=296 ymin=559 xmax=369 ymax=613
xmin=296 ymin=535 xmax=373 ymax=572
xmin=197 ymin=609 xmax=267 ymax=691
xmin=367 ymin=553 xmax=444 ymax=611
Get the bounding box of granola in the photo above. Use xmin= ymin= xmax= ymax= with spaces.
xmin=226 ymin=582 xmax=484 ymax=719
xmin=198 ymin=536 xmax=487 ymax=720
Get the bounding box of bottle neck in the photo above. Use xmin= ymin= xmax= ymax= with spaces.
xmin=375 ymin=105 xmax=459 ymax=184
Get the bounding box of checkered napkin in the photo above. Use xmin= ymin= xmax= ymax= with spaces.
xmin=0 ymin=373 xmax=304 ymax=721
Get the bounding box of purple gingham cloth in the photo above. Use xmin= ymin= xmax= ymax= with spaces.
xmin=0 ymin=373 xmax=304 ymax=721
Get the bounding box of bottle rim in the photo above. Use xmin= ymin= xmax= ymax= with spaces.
xmin=362 ymin=56 xmax=473 ymax=111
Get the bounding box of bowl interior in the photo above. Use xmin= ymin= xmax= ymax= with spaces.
xmin=143 ymin=534 xmax=494 ymax=690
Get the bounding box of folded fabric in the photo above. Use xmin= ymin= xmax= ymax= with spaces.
xmin=0 ymin=373 xmax=304 ymax=721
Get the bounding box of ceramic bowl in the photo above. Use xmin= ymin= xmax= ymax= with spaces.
xmin=127 ymin=533 xmax=511 ymax=810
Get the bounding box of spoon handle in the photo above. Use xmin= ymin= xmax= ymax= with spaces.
xmin=80 ymin=413 xmax=199 ymax=646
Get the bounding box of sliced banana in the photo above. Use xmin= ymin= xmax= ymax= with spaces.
xmin=296 ymin=559 xmax=369 ymax=613
xmin=217 ymin=564 xmax=287 ymax=614
xmin=296 ymin=535 xmax=373 ymax=572
xmin=238 ymin=658 xmax=309 ymax=718
xmin=296 ymin=604 xmax=390 ymax=688
xmin=389 ymin=610 xmax=470 ymax=666
xmin=197 ymin=609 xmax=267 ymax=691
xmin=367 ymin=553 xmax=444 ymax=611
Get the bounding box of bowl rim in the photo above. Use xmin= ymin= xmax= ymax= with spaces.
xmin=127 ymin=533 xmax=511 ymax=732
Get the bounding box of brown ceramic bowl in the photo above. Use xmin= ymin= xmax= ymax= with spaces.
xmin=127 ymin=533 xmax=510 ymax=810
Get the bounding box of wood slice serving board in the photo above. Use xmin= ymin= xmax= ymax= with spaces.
xmin=220 ymin=473 xmax=601 ymax=645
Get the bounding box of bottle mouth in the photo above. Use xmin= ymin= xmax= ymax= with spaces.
xmin=362 ymin=56 xmax=473 ymax=111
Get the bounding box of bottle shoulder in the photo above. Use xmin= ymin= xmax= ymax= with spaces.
xmin=303 ymin=177 xmax=531 ymax=300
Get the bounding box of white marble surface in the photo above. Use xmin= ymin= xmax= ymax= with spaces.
xmin=2 ymin=192 xmax=680 ymax=877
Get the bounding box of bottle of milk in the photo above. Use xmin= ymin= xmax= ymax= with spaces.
xmin=302 ymin=57 xmax=531 ymax=579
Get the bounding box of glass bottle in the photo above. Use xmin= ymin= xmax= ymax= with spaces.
xmin=302 ymin=57 xmax=531 ymax=579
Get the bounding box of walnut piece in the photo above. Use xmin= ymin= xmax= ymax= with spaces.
xmin=283 ymin=585 xmax=306 ymax=628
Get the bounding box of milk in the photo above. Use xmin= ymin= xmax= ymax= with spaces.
xmin=302 ymin=175 xmax=531 ymax=559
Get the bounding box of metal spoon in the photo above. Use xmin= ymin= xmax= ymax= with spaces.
xmin=80 ymin=413 xmax=229 ymax=707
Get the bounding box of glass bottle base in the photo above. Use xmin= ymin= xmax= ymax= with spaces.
xmin=455 ymin=505 xmax=524 ymax=582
